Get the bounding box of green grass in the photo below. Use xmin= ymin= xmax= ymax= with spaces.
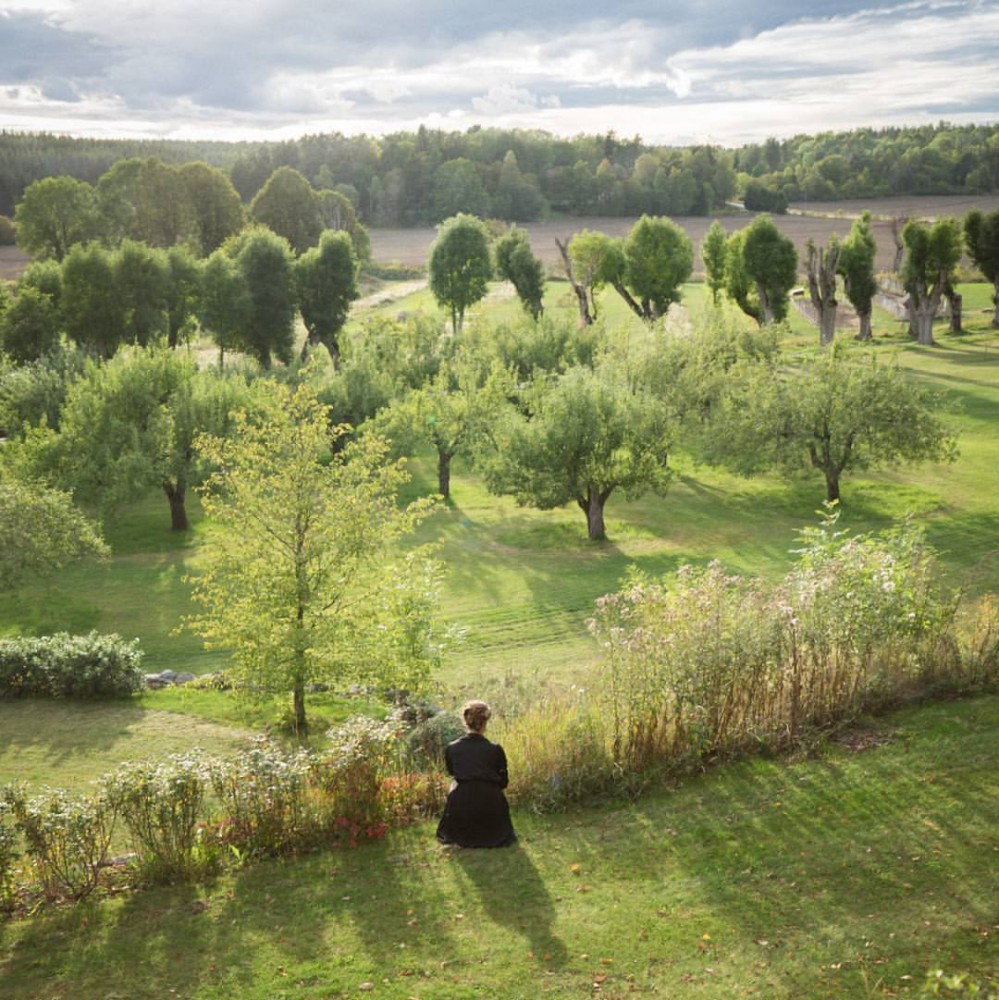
xmin=2 ymin=694 xmax=995 ymax=998
xmin=1 ymin=284 xmax=996 ymax=696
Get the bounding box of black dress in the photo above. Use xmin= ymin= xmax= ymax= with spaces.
xmin=436 ymin=732 xmax=516 ymax=848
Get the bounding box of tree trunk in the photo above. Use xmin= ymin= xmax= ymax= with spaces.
xmin=300 ymin=330 xmax=342 ymax=368
xmin=437 ymin=448 xmax=452 ymax=500
xmin=806 ymin=241 xmax=839 ymax=346
xmin=890 ymin=217 xmax=907 ymax=273
xmin=163 ymin=479 xmax=189 ymax=531
xmin=578 ymin=486 xmax=608 ymax=541
xmin=610 ymin=281 xmax=646 ymax=321
xmin=757 ymin=281 xmax=776 ymax=325
xmin=555 ymin=238 xmax=593 ymax=326
xmin=855 ymin=307 xmax=872 ymax=342
xmin=993 ymin=278 xmax=999 ymax=329
xmin=945 ymin=287 xmax=962 ymax=333
xmin=824 ymin=469 xmax=841 ymax=504
xmin=293 ymin=683 xmax=306 ymax=734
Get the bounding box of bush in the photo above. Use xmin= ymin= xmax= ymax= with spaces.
xmin=5 ymin=783 xmax=116 ymax=901
xmin=588 ymin=509 xmax=964 ymax=770
xmin=502 ymin=697 xmax=615 ymax=812
xmin=0 ymin=215 xmax=15 ymax=246
xmin=314 ymin=716 xmax=401 ymax=836
xmin=208 ymin=738 xmax=313 ymax=857
xmin=101 ymin=752 xmax=214 ymax=883
xmin=0 ymin=631 xmax=144 ymax=699
xmin=0 ymin=790 xmax=17 ymax=913
xmin=404 ymin=710 xmax=464 ymax=768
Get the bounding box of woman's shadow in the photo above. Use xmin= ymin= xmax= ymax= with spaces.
xmin=453 ymin=842 xmax=568 ymax=967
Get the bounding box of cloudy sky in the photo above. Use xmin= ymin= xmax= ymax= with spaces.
xmin=1 ymin=0 xmax=996 ymax=145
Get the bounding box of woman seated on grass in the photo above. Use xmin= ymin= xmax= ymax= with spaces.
xmin=436 ymin=700 xmax=517 ymax=848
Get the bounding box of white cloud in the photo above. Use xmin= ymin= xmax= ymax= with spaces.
xmin=0 ymin=0 xmax=994 ymax=142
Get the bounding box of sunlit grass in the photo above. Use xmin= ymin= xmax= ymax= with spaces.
xmin=2 ymin=694 xmax=995 ymax=999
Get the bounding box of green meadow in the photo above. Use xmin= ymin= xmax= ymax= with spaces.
xmin=0 ymin=279 xmax=997 ymax=997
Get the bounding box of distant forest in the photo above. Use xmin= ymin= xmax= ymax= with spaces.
xmin=1 ymin=121 xmax=997 ymax=225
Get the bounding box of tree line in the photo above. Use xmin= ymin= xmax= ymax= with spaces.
xmin=2 ymin=121 xmax=997 ymax=226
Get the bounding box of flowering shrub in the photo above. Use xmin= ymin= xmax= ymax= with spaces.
xmin=208 ymin=738 xmax=313 ymax=857
xmin=589 ymin=508 xmax=968 ymax=771
xmin=314 ymin=716 xmax=402 ymax=833
xmin=0 ymin=632 xmax=144 ymax=699
xmin=380 ymin=772 xmax=448 ymax=825
xmin=0 ymin=791 xmax=17 ymax=912
xmin=4 ymin=783 xmax=117 ymax=901
xmin=101 ymin=752 xmax=213 ymax=883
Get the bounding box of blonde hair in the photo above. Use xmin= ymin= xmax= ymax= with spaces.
xmin=462 ymin=700 xmax=492 ymax=733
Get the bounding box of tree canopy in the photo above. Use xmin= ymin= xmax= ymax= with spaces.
xmin=700 ymin=347 xmax=959 ymax=502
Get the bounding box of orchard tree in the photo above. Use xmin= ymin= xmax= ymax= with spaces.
xmin=428 ymin=213 xmax=492 ymax=335
xmin=0 ymin=472 xmax=108 ymax=592
xmin=373 ymin=354 xmax=508 ymax=500
xmin=902 ymin=218 xmax=962 ymax=345
xmin=14 ymin=176 xmax=100 ymax=262
xmin=0 ymin=285 xmax=62 ymax=363
xmin=723 ymin=230 xmax=763 ymax=325
xmin=480 ymin=363 xmax=674 ymax=541
xmin=702 ymin=346 xmax=958 ymax=503
xmin=805 ymin=236 xmax=840 ymax=346
xmin=39 ymin=347 xmax=253 ymax=530
xmin=964 ymin=209 xmax=999 ymax=327
xmin=739 ymin=214 xmax=798 ymax=325
xmin=249 ymin=166 xmax=322 ymax=254
xmin=565 ymin=229 xmax=622 ymax=322
xmin=494 ymin=227 xmax=545 ymax=319
xmin=837 ymin=212 xmax=878 ymax=341
xmin=294 ymin=229 xmax=359 ymax=366
xmin=187 ymin=381 xmax=443 ymax=732
xmin=618 ymin=215 xmax=694 ymax=322
xmin=700 ymin=219 xmax=728 ymax=306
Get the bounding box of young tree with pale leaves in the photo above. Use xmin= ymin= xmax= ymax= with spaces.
xmin=187 ymin=381 xmax=444 ymax=732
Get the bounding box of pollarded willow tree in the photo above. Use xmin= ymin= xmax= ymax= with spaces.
xmin=428 ymin=213 xmax=493 ymax=335
xmin=901 ymin=218 xmax=963 ymax=346
xmin=494 ymin=227 xmax=545 ymax=320
xmin=964 ymin=209 xmax=999 ymax=328
xmin=187 ymin=381 xmax=445 ymax=732
xmin=726 ymin=215 xmax=798 ymax=326
xmin=837 ymin=211 xmax=878 ymax=342
xmin=805 ymin=236 xmax=840 ymax=346
xmin=294 ymin=229 xmax=360 ymax=366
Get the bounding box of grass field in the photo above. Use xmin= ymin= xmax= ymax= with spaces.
xmin=1 ymin=694 xmax=995 ymax=998
xmin=1 ymin=248 xmax=997 ymax=997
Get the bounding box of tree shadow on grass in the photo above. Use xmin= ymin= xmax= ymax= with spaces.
xmin=451 ymin=840 xmax=568 ymax=968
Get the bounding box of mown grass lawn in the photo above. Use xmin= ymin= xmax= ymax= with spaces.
xmin=1 ymin=694 xmax=995 ymax=999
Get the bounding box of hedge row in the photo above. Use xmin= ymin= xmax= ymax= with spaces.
xmin=0 ymin=632 xmax=144 ymax=699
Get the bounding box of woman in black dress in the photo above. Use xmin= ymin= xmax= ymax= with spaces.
xmin=436 ymin=700 xmax=516 ymax=848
